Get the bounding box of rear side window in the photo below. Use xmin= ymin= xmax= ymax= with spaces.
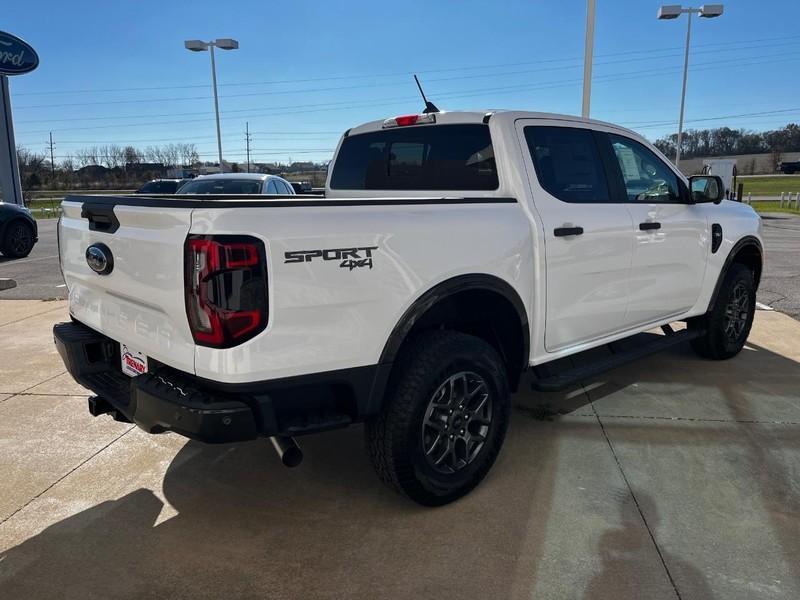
xmin=330 ymin=124 xmax=498 ymax=190
xmin=524 ymin=126 xmax=610 ymax=203
xmin=278 ymin=180 xmax=293 ymax=194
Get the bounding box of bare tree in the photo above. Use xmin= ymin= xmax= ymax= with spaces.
xmin=178 ymin=143 xmax=199 ymax=165
xmin=123 ymin=146 xmax=141 ymax=166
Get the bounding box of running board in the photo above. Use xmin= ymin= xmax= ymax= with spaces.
xmin=531 ymin=326 xmax=703 ymax=392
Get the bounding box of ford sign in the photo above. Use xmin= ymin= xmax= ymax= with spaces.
xmin=86 ymin=243 xmax=114 ymax=275
xmin=0 ymin=31 xmax=39 ymax=76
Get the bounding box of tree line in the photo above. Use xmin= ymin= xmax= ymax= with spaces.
xmin=654 ymin=122 xmax=800 ymax=162
xmin=15 ymin=141 xmax=329 ymax=191
xmin=16 ymin=143 xmax=201 ymax=190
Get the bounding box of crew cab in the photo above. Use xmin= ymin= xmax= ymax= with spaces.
xmin=53 ymin=110 xmax=763 ymax=505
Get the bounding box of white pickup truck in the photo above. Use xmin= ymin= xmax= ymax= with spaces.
xmin=54 ymin=110 xmax=763 ymax=505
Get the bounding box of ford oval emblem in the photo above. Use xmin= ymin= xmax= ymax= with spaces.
xmin=86 ymin=243 xmax=113 ymax=275
xmin=0 ymin=31 xmax=39 ymax=76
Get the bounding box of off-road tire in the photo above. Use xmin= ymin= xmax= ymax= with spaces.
xmin=690 ymin=263 xmax=756 ymax=360
xmin=2 ymin=221 xmax=35 ymax=259
xmin=365 ymin=330 xmax=510 ymax=506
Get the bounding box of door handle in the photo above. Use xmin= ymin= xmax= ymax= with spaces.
xmin=553 ymin=226 xmax=584 ymax=237
xmin=639 ymin=222 xmax=661 ymax=231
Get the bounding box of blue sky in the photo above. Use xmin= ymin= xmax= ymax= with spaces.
xmin=5 ymin=0 xmax=800 ymax=165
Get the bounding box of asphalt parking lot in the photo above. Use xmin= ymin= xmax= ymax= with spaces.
xmin=0 ymin=300 xmax=799 ymax=599
xmin=0 ymin=219 xmax=64 ymax=300
xmin=758 ymin=213 xmax=800 ymax=318
xmin=2 ymin=212 xmax=799 ymax=319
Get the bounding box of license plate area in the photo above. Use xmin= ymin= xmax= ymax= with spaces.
xmin=120 ymin=343 xmax=148 ymax=377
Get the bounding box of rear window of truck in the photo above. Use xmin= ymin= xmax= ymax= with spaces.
xmin=330 ymin=124 xmax=498 ymax=190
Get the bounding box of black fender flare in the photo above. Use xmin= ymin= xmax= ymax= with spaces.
xmin=378 ymin=274 xmax=530 ymax=372
xmin=706 ymin=235 xmax=763 ymax=312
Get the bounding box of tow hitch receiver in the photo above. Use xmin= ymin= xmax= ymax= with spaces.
xmin=87 ymin=396 xmax=131 ymax=423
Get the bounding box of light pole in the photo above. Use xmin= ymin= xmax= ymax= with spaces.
xmin=184 ymin=38 xmax=239 ymax=172
xmin=582 ymin=0 xmax=596 ymax=119
xmin=657 ymin=4 xmax=723 ymax=167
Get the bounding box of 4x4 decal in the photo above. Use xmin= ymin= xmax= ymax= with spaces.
xmin=284 ymin=246 xmax=378 ymax=270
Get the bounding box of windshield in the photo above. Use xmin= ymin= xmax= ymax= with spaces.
xmin=177 ymin=179 xmax=262 ymax=194
xmin=330 ymin=124 xmax=498 ymax=190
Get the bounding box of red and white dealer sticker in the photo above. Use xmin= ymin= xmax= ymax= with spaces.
xmin=120 ymin=344 xmax=148 ymax=377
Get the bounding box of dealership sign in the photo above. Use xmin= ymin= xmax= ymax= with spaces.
xmin=0 ymin=31 xmax=38 ymax=75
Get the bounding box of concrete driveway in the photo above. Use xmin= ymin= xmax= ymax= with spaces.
xmin=1 ymin=300 xmax=799 ymax=599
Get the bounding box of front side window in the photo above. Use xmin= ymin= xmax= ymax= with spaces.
xmin=330 ymin=124 xmax=498 ymax=190
xmin=608 ymin=134 xmax=681 ymax=203
xmin=524 ymin=126 xmax=610 ymax=203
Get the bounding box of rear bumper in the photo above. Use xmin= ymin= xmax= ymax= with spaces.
xmin=53 ymin=320 xmax=390 ymax=444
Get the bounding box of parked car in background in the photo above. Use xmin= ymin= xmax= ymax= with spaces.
xmin=0 ymin=201 xmax=38 ymax=258
xmin=289 ymin=180 xmax=312 ymax=194
xmin=176 ymin=173 xmax=296 ymax=195
xmin=135 ymin=179 xmax=189 ymax=194
xmin=778 ymin=160 xmax=800 ymax=174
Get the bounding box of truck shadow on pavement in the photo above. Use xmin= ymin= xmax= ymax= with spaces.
xmin=1 ymin=337 xmax=799 ymax=599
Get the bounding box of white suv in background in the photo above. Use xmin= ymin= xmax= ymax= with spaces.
xmin=176 ymin=173 xmax=297 ymax=195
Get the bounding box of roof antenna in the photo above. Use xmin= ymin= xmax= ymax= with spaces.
xmin=414 ymin=74 xmax=440 ymax=114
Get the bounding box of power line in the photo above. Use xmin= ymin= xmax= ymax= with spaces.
xmin=623 ymin=107 xmax=800 ymax=128
xmin=15 ymin=46 xmax=800 ymax=111
xmin=15 ymin=53 xmax=800 ymax=139
xmin=13 ymin=33 xmax=800 ymax=98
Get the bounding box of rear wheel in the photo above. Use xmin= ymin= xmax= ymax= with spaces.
xmin=2 ymin=221 xmax=35 ymax=258
xmin=690 ymin=263 xmax=755 ymax=359
xmin=366 ymin=330 xmax=510 ymax=506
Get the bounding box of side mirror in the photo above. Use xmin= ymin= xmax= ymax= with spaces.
xmin=689 ymin=175 xmax=724 ymax=204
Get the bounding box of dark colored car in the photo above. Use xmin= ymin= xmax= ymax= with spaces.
xmin=779 ymin=161 xmax=800 ymax=175
xmin=135 ymin=179 xmax=188 ymax=194
xmin=0 ymin=202 xmax=38 ymax=258
xmin=289 ymin=180 xmax=312 ymax=194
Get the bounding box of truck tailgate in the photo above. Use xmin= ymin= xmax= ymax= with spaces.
xmin=59 ymin=198 xmax=196 ymax=374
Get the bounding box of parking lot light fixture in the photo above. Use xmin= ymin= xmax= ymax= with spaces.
xmin=658 ymin=5 xmax=724 ymax=168
xmin=183 ymin=38 xmax=239 ymax=172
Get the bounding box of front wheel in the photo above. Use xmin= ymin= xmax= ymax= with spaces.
xmin=366 ymin=331 xmax=510 ymax=506
xmin=2 ymin=221 xmax=35 ymax=258
xmin=690 ymin=263 xmax=756 ymax=360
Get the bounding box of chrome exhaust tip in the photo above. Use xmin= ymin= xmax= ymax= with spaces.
xmin=269 ymin=435 xmax=303 ymax=468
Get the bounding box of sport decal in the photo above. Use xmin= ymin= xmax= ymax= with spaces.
xmin=284 ymin=246 xmax=378 ymax=271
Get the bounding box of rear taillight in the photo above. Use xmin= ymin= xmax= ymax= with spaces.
xmin=184 ymin=235 xmax=268 ymax=348
xmin=382 ymin=113 xmax=436 ymax=128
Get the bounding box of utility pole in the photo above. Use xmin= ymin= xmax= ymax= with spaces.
xmin=47 ymin=131 xmax=56 ymax=179
xmin=245 ymin=121 xmax=252 ymax=173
